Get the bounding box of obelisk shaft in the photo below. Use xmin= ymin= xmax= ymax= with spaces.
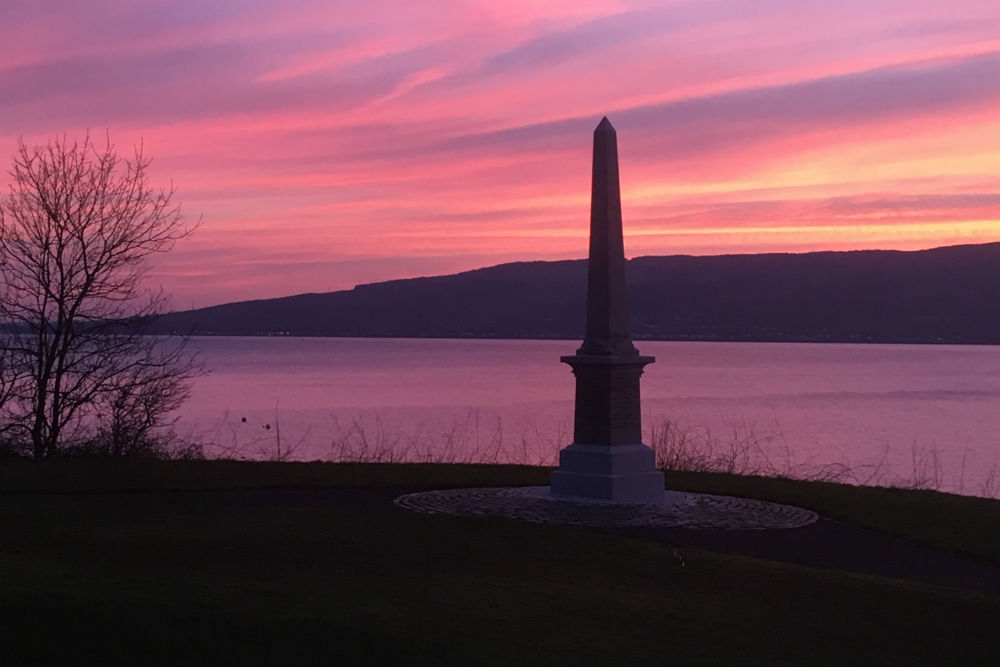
xmin=578 ymin=117 xmax=638 ymax=357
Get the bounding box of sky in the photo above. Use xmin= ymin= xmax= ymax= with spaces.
xmin=2 ymin=0 xmax=999 ymax=308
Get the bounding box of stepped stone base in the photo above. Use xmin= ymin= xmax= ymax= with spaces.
xmin=550 ymin=443 xmax=665 ymax=503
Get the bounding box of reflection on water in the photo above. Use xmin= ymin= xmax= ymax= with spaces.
xmin=175 ymin=337 xmax=1000 ymax=497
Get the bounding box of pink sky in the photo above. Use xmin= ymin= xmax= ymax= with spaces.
xmin=2 ymin=0 xmax=1000 ymax=308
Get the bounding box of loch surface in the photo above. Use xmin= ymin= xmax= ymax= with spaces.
xmin=176 ymin=337 xmax=1000 ymax=496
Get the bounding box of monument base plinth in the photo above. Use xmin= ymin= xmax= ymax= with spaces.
xmin=550 ymin=443 xmax=665 ymax=503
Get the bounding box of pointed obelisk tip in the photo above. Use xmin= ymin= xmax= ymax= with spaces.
xmin=595 ymin=116 xmax=615 ymax=133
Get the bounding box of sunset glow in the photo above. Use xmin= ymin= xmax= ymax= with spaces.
xmin=3 ymin=0 xmax=1000 ymax=307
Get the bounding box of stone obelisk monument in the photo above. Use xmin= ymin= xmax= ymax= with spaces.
xmin=550 ymin=117 xmax=665 ymax=503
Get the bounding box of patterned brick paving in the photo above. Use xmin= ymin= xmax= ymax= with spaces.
xmin=394 ymin=486 xmax=818 ymax=530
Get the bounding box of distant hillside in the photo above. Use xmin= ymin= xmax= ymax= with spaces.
xmin=153 ymin=243 xmax=1000 ymax=344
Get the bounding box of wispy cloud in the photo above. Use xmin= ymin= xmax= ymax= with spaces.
xmin=1 ymin=0 xmax=999 ymax=306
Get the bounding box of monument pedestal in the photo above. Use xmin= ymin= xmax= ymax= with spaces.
xmin=550 ymin=443 xmax=664 ymax=503
xmin=550 ymin=355 xmax=664 ymax=503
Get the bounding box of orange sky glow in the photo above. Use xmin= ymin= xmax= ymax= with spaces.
xmin=2 ymin=0 xmax=999 ymax=307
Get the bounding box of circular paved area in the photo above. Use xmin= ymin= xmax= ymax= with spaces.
xmin=394 ymin=486 xmax=818 ymax=530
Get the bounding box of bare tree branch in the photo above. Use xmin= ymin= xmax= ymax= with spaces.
xmin=0 ymin=134 xmax=199 ymax=458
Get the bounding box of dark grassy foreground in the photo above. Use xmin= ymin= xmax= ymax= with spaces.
xmin=1 ymin=460 xmax=998 ymax=666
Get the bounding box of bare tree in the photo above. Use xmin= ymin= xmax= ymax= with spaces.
xmin=0 ymin=134 xmax=197 ymax=458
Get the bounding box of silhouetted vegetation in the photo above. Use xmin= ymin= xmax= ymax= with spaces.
xmin=0 ymin=135 xmax=197 ymax=458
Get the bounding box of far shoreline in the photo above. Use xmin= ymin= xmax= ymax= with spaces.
xmin=170 ymin=332 xmax=1000 ymax=346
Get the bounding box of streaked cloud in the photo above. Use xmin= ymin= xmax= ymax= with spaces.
xmin=1 ymin=0 xmax=998 ymax=306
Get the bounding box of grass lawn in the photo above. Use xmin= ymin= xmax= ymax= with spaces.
xmin=1 ymin=459 xmax=998 ymax=665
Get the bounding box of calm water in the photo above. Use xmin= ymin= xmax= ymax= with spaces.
xmin=176 ymin=337 xmax=1000 ymax=496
